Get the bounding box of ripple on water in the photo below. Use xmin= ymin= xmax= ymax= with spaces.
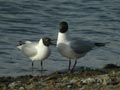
xmin=0 ymin=0 xmax=120 ymax=76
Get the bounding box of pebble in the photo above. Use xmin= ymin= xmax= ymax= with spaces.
xmin=8 ymin=81 xmax=22 ymax=89
xmin=70 ymin=79 xmax=78 ymax=84
xmin=81 ymin=78 xmax=96 ymax=85
xmin=0 ymin=68 xmax=120 ymax=90
xmin=19 ymin=87 xmax=25 ymax=90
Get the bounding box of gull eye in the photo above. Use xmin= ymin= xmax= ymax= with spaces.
xmin=18 ymin=41 xmax=24 ymax=45
xmin=46 ymin=39 xmax=48 ymax=41
xmin=46 ymin=38 xmax=50 ymax=42
xmin=19 ymin=43 xmax=22 ymax=45
xmin=19 ymin=41 xmax=22 ymax=45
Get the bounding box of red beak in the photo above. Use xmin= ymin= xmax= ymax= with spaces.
xmin=50 ymin=39 xmax=56 ymax=45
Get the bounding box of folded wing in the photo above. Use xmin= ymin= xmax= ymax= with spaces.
xmin=70 ymin=38 xmax=95 ymax=54
xmin=22 ymin=43 xmax=37 ymax=57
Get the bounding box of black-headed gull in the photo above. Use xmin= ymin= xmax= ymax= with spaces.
xmin=17 ymin=37 xmax=53 ymax=72
xmin=57 ymin=21 xmax=106 ymax=72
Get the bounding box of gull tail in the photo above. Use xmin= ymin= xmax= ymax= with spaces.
xmin=94 ymin=42 xmax=108 ymax=47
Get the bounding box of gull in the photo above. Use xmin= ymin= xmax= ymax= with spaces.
xmin=17 ymin=37 xmax=53 ymax=72
xmin=57 ymin=21 xmax=106 ymax=72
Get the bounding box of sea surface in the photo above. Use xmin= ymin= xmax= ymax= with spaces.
xmin=0 ymin=0 xmax=120 ymax=76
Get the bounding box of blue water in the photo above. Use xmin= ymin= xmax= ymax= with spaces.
xmin=0 ymin=0 xmax=120 ymax=76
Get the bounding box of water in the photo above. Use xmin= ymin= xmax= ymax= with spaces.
xmin=0 ymin=0 xmax=120 ymax=76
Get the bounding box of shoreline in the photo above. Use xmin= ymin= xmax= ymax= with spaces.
xmin=0 ymin=65 xmax=120 ymax=90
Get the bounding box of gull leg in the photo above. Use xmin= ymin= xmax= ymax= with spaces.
xmin=71 ymin=59 xmax=77 ymax=72
xmin=68 ymin=59 xmax=71 ymax=71
xmin=41 ymin=61 xmax=43 ymax=71
xmin=32 ymin=61 xmax=34 ymax=74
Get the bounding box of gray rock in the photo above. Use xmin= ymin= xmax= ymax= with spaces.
xmin=70 ymin=79 xmax=78 ymax=84
xmin=19 ymin=87 xmax=25 ymax=90
xmin=8 ymin=81 xmax=22 ymax=89
xmin=95 ymin=74 xmax=118 ymax=85
xmin=25 ymin=83 xmax=35 ymax=90
xmin=81 ymin=78 xmax=96 ymax=85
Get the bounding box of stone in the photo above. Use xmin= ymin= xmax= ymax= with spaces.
xmin=19 ymin=87 xmax=25 ymax=90
xmin=81 ymin=78 xmax=96 ymax=85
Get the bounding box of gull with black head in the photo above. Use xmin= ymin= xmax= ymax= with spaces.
xmin=17 ymin=37 xmax=53 ymax=73
xmin=57 ymin=21 xmax=106 ymax=72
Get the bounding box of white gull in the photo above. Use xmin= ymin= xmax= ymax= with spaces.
xmin=17 ymin=37 xmax=53 ymax=72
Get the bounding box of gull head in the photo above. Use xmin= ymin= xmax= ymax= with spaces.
xmin=42 ymin=37 xmax=56 ymax=46
xmin=59 ymin=21 xmax=68 ymax=33
xmin=16 ymin=41 xmax=25 ymax=49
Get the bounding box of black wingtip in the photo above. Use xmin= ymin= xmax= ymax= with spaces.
xmin=94 ymin=42 xmax=107 ymax=47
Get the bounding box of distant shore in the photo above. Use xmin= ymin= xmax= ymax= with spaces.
xmin=0 ymin=64 xmax=120 ymax=90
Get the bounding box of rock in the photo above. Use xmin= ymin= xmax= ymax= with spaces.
xmin=75 ymin=81 xmax=82 ymax=87
xmin=25 ymin=83 xmax=35 ymax=90
xmin=19 ymin=87 xmax=25 ymax=90
xmin=96 ymin=74 xmax=111 ymax=85
xmin=103 ymin=64 xmax=120 ymax=69
xmin=67 ymin=84 xmax=72 ymax=89
xmin=96 ymin=74 xmax=118 ymax=85
xmin=81 ymin=78 xmax=96 ymax=85
xmin=1 ymin=68 xmax=120 ymax=90
xmin=70 ymin=79 xmax=78 ymax=84
xmin=37 ymin=81 xmax=47 ymax=86
xmin=8 ymin=81 xmax=22 ymax=90
xmin=0 ymin=83 xmax=7 ymax=90
xmin=43 ymin=80 xmax=55 ymax=90
xmin=61 ymin=76 xmax=69 ymax=82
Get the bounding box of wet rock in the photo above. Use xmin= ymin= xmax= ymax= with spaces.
xmin=103 ymin=64 xmax=120 ymax=69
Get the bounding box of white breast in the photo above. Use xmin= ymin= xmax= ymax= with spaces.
xmin=57 ymin=32 xmax=84 ymax=59
xmin=30 ymin=42 xmax=51 ymax=61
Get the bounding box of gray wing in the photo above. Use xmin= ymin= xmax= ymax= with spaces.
xmin=21 ymin=43 xmax=37 ymax=57
xmin=70 ymin=38 xmax=95 ymax=54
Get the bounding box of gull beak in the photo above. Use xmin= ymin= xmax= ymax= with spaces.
xmin=50 ymin=39 xmax=56 ymax=45
xmin=16 ymin=41 xmax=24 ymax=46
xmin=16 ymin=41 xmax=20 ymax=46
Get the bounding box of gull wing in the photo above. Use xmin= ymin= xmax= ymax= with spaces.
xmin=21 ymin=43 xmax=37 ymax=57
xmin=70 ymin=38 xmax=95 ymax=54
